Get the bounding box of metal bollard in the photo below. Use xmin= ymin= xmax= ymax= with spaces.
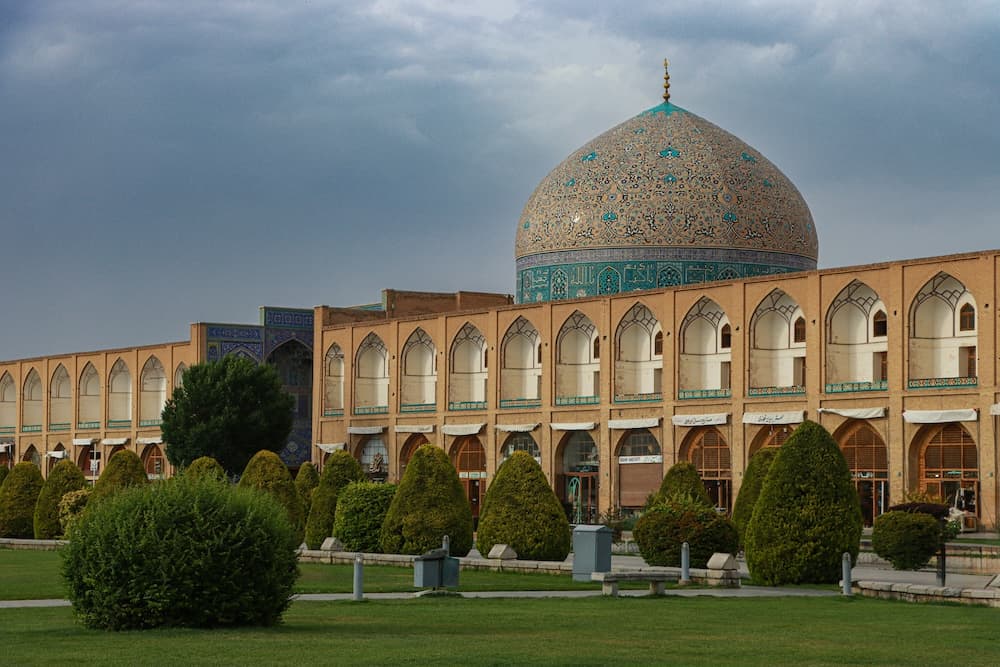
xmin=680 ymin=541 xmax=690 ymax=584
xmin=443 ymin=534 xmax=450 ymax=556
xmin=841 ymin=552 xmax=852 ymax=596
xmin=353 ymin=553 xmax=364 ymax=601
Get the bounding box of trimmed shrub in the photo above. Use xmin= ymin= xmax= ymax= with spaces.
xmin=304 ymin=451 xmax=364 ymax=550
xmin=745 ymin=420 xmax=863 ymax=585
xmin=58 ymin=488 xmax=91 ymax=537
xmin=380 ymin=444 xmax=473 ymax=557
xmin=634 ymin=496 xmax=739 ymax=568
xmin=184 ymin=456 xmax=227 ymax=482
xmin=476 ymin=451 xmax=571 ymax=561
xmin=34 ymin=459 xmax=86 ymax=539
xmin=0 ymin=462 xmax=44 ymax=538
xmin=91 ymin=450 xmax=148 ymax=504
xmin=871 ymin=511 xmax=941 ymax=570
xmin=295 ymin=462 xmax=320 ymax=519
xmin=62 ymin=475 xmax=299 ymax=630
xmin=731 ymin=447 xmax=778 ymax=547
xmin=653 ymin=461 xmax=713 ymax=507
xmin=0 ymin=465 xmax=8 ymax=487
xmin=239 ymin=450 xmax=304 ymax=542
xmin=333 ymin=482 xmax=397 ymax=553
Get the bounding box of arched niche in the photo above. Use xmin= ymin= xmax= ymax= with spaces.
xmin=614 ymin=303 xmax=662 ymax=401
xmin=678 ymin=297 xmax=732 ymax=398
xmin=448 ymin=323 xmax=487 ymax=409
xmin=908 ymin=273 xmax=977 ymax=387
xmin=400 ymin=329 xmax=437 ymax=410
xmin=354 ymin=334 xmax=389 ymax=413
xmin=749 ymin=290 xmax=806 ymax=394
xmin=323 ymin=343 xmax=345 ymax=415
xmin=554 ymin=311 xmax=600 ymax=405
xmin=826 ymin=280 xmax=888 ymax=392
xmin=139 ymin=356 xmax=166 ymax=425
xmin=500 ymin=317 xmax=542 ymax=408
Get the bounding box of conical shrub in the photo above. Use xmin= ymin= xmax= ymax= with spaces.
xmin=0 ymin=462 xmax=44 ymax=538
xmin=91 ymin=450 xmax=148 ymax=504
xmin=745 ymin=420 xmax=862 ymax=585
xmin=294 ymin=462 xmax=320 ymax=520
xmin=239 ymin=450 xmax=304 ymax=543
xmin=305 ymin=451 xmax=364 ymax=549
xmin=379 ymin=444 xmax=473 ymax=556
xmin=731 ymin=447 xmax=778 ymax=547
xmin=34 ymin=459 xmax=86 ymax=539
xmin=333 ymin=482 xmax=397 ymax=553
xmin=653 ymin=460 xmax=712 ymax=507
xmin=476 ymin=451 xmax=570 ymax=561
xmin=184 ymin=456 xmax=226 ymax=482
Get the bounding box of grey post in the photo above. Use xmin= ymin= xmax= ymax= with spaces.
xmin=353 ymin=553 xmax=364 ymax=601
xmin=443 ymin=534 xmax=450 ymax=557
xmin=841 ymin=552 xmax=852 ymax=596
xmin=680 ymin=541 xmax=690 ymax=584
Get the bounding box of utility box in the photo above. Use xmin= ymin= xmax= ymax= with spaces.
xmin=573 ymin=524 xmax=612 ymax=582
xmin=413 ymin=548 xmax=460 ymax=589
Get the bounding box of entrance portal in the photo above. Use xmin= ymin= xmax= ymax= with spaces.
xmin=451 ymin=436 xmax=486 ymax=528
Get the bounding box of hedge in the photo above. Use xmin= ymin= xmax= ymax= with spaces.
xmin=0 ymin=462 xmax=44 ymax=538
xmin=34 ymin=459 xmax=86 ymax=539
xmin=871 ymin=510 xmax=942 ymax=570
xmin=304 ymin=451 xmax=364 ymax=550
xmin=634 ymin=496 xmax=738 ymax=568
xmin=333 ymin=482 xmax=397 ymax=552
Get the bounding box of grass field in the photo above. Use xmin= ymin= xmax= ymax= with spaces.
xmin=2 ymin=596 xmax=999 ymax=665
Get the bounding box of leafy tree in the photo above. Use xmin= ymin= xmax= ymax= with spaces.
xmin=239 ymin=451 xmax=304 ymax=543
xmin=652 ymin=460 xmax=713 ymax=507
xmin=745 ymin=421 xmax=862 ymax=585
xmin=90 ymin=450 xmax=148 ymax=504
xmin=634 ymin=496 xmax=738 ymax=568
xmin=333 ymin=482 xmax=397 ymax=553
xmin=731 ymin=447 xmax=778 ymax=547
xmin=0 ymin=462 xmax=44 ymax=538
xmin=294 ymin=462 xmax=320 ymax=518
xmin=184 ymin=456 xmax=227 ymax=482
xmin=476 ymin=451 xmax=571 ymax=561
xmin=161 ymin=356 xmax=294 ymax=476
xmin=379 ymin=444 xmax=473 ymax=557
xmin=34 ymin=459 xmax=86 ymax=539
xmin=304 ymin=451 xmax=364 ymax=550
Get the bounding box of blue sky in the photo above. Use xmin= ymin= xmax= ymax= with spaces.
xmin=1 ymin=1 xmax=998 ymax=360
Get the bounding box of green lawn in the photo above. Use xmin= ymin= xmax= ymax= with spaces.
xmin=2 ymin=596 xmax=999 ymax=665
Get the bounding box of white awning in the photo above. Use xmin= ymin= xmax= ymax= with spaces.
xmin=101 ymin=438 xmax=129 ymax=446
xmin=394 ymin=424 xmax=434 ymax=434
xmin=72 ymin=438 xmax=97 ymax=446
xmin=817 ymin=407 xmax=886 ymax=420
xmin=347 ymin=426 xmax=385 ymax=435
xmin=903 ymin=409 xmax=978 ymax=424
xmin=136 ymin=437 xmax=163 ymax=445
xmin=550 ymin=422 xmax=595 ymax=431
xmin=671 ymin=413 xmax=729 ymax=427
xmin=742 ymin=411 xmax=804 ymax=425
xmin=442 ymin=423 xmax=485 ymax=436
xmin=990 ymin=404 xmax=1000 ymax=416
xmin=608 ymin=417 xmax=660 ymax=430
xmin=0 ymin=443 xmax=11 ymax=452
xmin=45 ymin=450 xmax=68 ymax=459
xmin=317 ymin=443 xmax=346 ymax=453
xmin=495 ymin=424 xmax=539 ymax=433
xmin=618 ymin=455 xmax=664 ymax=464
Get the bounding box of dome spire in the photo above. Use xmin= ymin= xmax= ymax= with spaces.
xmin=662 ymin=58 xmax=670 ymax=103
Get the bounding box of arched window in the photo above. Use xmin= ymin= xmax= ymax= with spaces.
xmin=561 ymin=431 xmax=599 ymax=524
xmin=174 ymin=363 xmax=187 ymax=390
xmin=909 ymin=273 xmax=976 ymax=386
xmin=358 ymin=435 xmax=389 ymax=482
xmin=500 ymin=317 xmax=541 ymax=408
xmin=108 ymin=359 xmax=132 ymax=425
xmin=617 ymin=429 xmax=662 ymax=509
xmin=653 ymin=331 xmax=663 ymax=356
xmin=749 ymin=290 xmax=806 ymax=393
xmin=839 ymin=421 xmax=889 ymax=527
xmin=684 ymin=427 xmax=732 ymax=512
xmin=593 ymin=337 xmax=600 ymax=360
xmin=449 ymin=323 xmax=487 ymax=409
xmin=919 ymin=423 xmax=978 ymax=516
xmin=78 ymin=363 xmax=101 ymax=428
xmin=720 ymin=324 xmax=732 ymax=349
xmin=50 ymin=365 xmax=72 ymax=428
xmin=355 ymin=334 xmax=388 ymax=413
xmin=555 ymin=312 xmax=600 ymax=405
xmin=825 ymin=281 xmax=888 ymax=390
xmin=501 ymin=432 xmax=541 ymax=463
xmin=0 ymin=373 xmax=15 ymax=432
xmin=139 ymin=357 xmax=166 ymax=425
xmin=959 ymin=303 xmax=975 ymax=331
xmin=324 ymin=343 xmax=345 ymax=415
xmin=401 ymin=329 xmax=436 ymax=410
xmin=793 ymin=317 xmax=806 ymax=343
xmin=872 ymin=310 xmax=887 ymax=337
xmin=678 ymin=297 xmax=732 ymax=398
xmin=22 ymin=369 xmax=42 ymax=429
xmin=614 ymin=303 xmax=662 ymax=400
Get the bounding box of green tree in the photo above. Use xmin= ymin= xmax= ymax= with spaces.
xmin=239 ymin=450 xmax=304 ymax=543
xmin=745 ymin=421 xmax=862 ymax=585
xmin=90 ymin=450 xmax=148 ymax=504
xmin=379 ymin=444 xmax=473 ymax=557
xmin=731 ymin=447 xmax=778 ymax=547
xmin=304 ymin=451 xmax=364 ymax=550
xmin=34 ymin=459 xmax=86 ymax=539
xmin=653 ymin=460 xmax=713 ymax=507
xmin=294 ymin=462 xmax=320 ymax=519
xmin=476 ymin=451 xmax=571 ymax=561
xmin=161 ymin=356 xmax=294 ymax=476
xmin=0 ymin=462 xmax=44 ymax=538
xmin=333 ymin=482 xmax=397 ymax=553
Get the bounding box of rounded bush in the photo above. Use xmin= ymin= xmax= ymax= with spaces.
xmin=0 ymin=462 xmax=44 ymax=538
xmin=305 ymin=451 xmax=364 ymax=550
xmin=745 ymin=421 xmax=862 ymax=585
xmin=239 ymin=451 xmax=304 ymax=543
xmin=91 ymin=450 xmax=148 ymax=504
xmin=333 ymin=482 xmax=397 ymax=552
xmin=380 ymin=444 xmax=473 ymax=557
xmin=731 ymin=447 xmax=778 ymax=547
xmin=476 ymin=451 xmax=571 ymax=561
xmin=62 ymin=475 xmax=299 ymax=630
xmin=34 ymin=459 xmax=86 ymax=539
xmin=871 ymin=510 xmax=941 ymax=570
xmin=634 ymin=496 xmax=738 ymax=568
xmin=295 ymin=462 xmax=320 ymax=518
xmin=184 ymin=456 xmax=227 ymax=482
xmin=58 ymin=488 xmax=91 ymax=537
xmin=654 ymin=461 xmax=712 ymax=507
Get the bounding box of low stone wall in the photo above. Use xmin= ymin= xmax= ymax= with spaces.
xmin=854 ymin=580 xmax=1000 ymax=608
xmin=0 ymin=538 xmax=66 ymax=551
xmin=859 ymin=542 xmax=1000 ymax=575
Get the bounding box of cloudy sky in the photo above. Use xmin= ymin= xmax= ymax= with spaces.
xmin=1 ymin=1 xmax=998 ymax=360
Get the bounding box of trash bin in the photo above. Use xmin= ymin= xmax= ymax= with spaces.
xmin=413 ymin=547 xmax=460 ymax=589
xmin=572 ymin=524 xmax=612 ymax=582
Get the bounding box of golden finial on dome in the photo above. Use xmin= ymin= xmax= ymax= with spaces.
xmin=662 ymin=58 xmax=670 ymax=103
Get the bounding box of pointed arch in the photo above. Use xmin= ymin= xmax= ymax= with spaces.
xmin=78 ymin=363 xmax=101 ymax=428
xmin=449 ymin=322 xmax=487 ymax=409
xmin=557 ymin=430 xmax=600 ymax=524
xmin=22 ymin=369 xmax=42 ymax=429
xmin=0 ymin=372 xmax=16 ymax=432
xmin=826 ymin=280 xmax=888 ymax=391
xmin=614 ymin=302 xmax=662 ymax=400
xmin=748 ymin=424 xmax=794 ymax=456
xmin=908 ymin=273 xmax=977 ymax=386
xmin=139 ymin=356 xmax=167 ymax=425
xmin=400 ymin=328 xmax=437 ymax=410
xmin=555 ymin=311 xmax=600 ymax=405
xmin=834 ymin=420 xmax=889 ymax=526
xmin=174 ymin=363 xmax=187 ymax=390
xmin=500 ymin=432 xmax=541 ymax=464
xmin=22 ymin=444 xmax=40 ymax=468
xmin=749 ymin=289 xmax=806 ymax=394
xmin=108 ymin=358 xmax=132 ymax=425
xmin=323 ymin=343 xmax=345 ymax=415
xmin=681 ymin=426 xmax=732 ymax=512
xmin=451 ymin=435 xmax=487 ymax=523
xmin=678 ymin=297 xmax=732 ymax=398
xmin=500 ymin=317 xmax=541 ymax=408
xmin=616 ymin=428 xmax=662 ymax=509
xmin=50 ymin=364 xmax=72 ymax=428
xmin=355 ymin=334 xmax=388 ymax=413
xmin=912 ymin=422 xmax=978 ymax=516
